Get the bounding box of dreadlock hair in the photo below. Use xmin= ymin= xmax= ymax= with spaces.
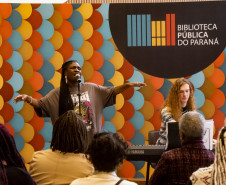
xmin=50 ymin=110 xmax=88 ymax=154
xmin=162 ymin=78 xmax=196 ymax=121
xmin=59 ymin=60 xmax=77 ymax=116
xmin=87 ymin=132 xmax=128 ymax=172
xmin=211 ymin=126 xmax=226 ymax=185
xmin=0 ymin=124 xmax=27 ymax=185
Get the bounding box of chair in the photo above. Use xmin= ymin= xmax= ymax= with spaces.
xmin=148 ymin=130 xmax=160 ymax=145
xmin=146 ymin=126 xmax=182 ymax=184
xmin=166 ymin=122 xmax=181 ymax=150
xmin=145 ymin=130 xmax=160 ymax=185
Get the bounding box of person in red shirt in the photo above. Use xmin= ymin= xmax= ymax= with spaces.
xmin=149 ymin=111 xmax=214 ymax=185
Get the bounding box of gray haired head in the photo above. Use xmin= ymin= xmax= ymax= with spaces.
xmin=179 ymin=111 xmax=206 ymax=140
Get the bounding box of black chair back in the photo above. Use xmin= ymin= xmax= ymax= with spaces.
xmin=166 ymin=122 xmax=181 ymax=150
xmin=148 ymin=130 xmax=160 ymax=145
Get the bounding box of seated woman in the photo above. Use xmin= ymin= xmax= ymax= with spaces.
xmin=189 ymin=121 xmax=226 ymax=185
xmin=156 ymin=78 xmax=196 ymax=145
xmin=70 ymin=132 xmax=137 ymax=185
xmin=0 ymin=124 xmax=35 ymax=185
xmin=29 ymin=110 xmax=94 ymax=185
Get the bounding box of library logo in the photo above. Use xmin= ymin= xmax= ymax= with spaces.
xmin=109 ymin=2 xmax=226 ymax=78
xmin=127 ymin=14 xmax=176 ymax=47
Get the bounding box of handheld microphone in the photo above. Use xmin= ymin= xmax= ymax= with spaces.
xmin=75 ymin=74 xmax=81 ymax=83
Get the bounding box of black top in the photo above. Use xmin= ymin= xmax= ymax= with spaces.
xmin=6 ymin=166 xmax=35 ymax=185
xmin=182 ymin=107 xmax=188 ymax=114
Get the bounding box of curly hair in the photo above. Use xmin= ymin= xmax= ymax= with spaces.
xmin=179 ymin=111 xmax=206 ymax=140
xmin=162 ymin=78 xmax=196 ymax=121
xmin=51 ymin=110 xmax=88 ymax=154
xmin=86 ymin=132 xmax=128 ymax=172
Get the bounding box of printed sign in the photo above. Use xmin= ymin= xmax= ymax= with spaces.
xmin=109 ymin=1 xmax=226 ymax=78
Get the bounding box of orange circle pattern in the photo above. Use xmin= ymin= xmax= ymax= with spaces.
xmin=0 ymin=4 xmax=226 ymax=180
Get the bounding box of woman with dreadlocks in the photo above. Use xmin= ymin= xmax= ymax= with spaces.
xmin=156 ymin=78 xmax=196 ymax=145
xmin=14 ymin=60 xmax=146 ymax=142
xmin=29 ymin=110 xmax=94 ymax=185
xmin=0 ymin=124 xmax=35 ymax=185
xmin=188 ymin=121 xmax=226 ymax=185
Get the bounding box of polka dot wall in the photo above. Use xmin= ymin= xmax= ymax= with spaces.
xmin=0 ymin=3 xmax=225 ymax=178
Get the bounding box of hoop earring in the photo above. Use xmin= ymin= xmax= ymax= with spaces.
xmin=65 ymin=76 xmax=68 ymax=84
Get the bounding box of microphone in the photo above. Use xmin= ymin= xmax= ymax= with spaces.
xmin=75 ymin=74 xmax=81 ymax=83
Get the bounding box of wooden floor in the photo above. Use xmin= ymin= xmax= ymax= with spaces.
xmin=126 ymin=178 xmax=146 ymax=185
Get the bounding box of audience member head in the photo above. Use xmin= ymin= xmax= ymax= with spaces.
xmin=51 ymin=110 xmax=88 ymax=154
xmin=179 ymin=111 xmax=206 ymax=141
xmin=164 ymin=78 xmax=196 ymax=121
xmin=211 ymin=120 xmax=226 ymax=184
xmin=0 ymin=124 xmax=27 ymax=184
xmin=87 ymin=132 xmax=128 ymax=172
xmin=59 ymin=60 xmax=81 ymax=116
